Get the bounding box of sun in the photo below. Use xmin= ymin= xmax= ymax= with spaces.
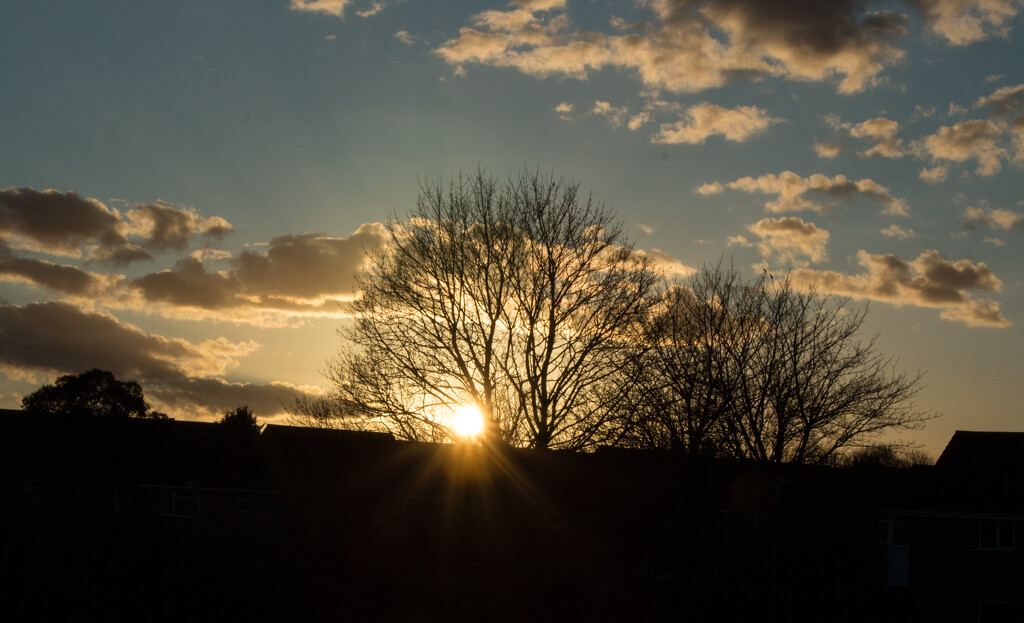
xmin=450 ymin=404 xmax=485 ymax=438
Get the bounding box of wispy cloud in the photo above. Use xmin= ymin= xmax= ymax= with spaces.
xmin=880 ymin=224 xmax=917 ymax=239
xmin=975 ymin=82 xmax=1024 ymax=162
xmin=591 ymin=100 xmax=631 ymax=128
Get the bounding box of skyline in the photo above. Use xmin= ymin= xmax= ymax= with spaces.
xmin=2 ymin=0 xmax=1022 ymax=455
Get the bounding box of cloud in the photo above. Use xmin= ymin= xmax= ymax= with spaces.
xmin=1 ymin=187 xmax=128 ymax=257
xmin=721 ymin=171 xmax=909 ymax=215
xmin=591 ymin=101 xmax=630 ymax=127
xmin=0 ymin=241 xmax=124 ymax=298
xmin=975 ymin=82 xmax=1024 ymax=162
xmin=634 ymin=247 xmax=696 ymax=278
xmin=358 ymin=2 xmax=387 ymax=18
xmin=0 ymin=301 xmax=252 ymax=382
xmin=919 ymin=165 xmax=950 ymax=183
xmin=131 ymin=257 xmax=245 ymax=310
xmin=290 ymin=0 xmax=351 ymax=18
xmin=727 ymin=234 xmax=753 ymax=247
xmin=908 ymin=0 xmax=1021 ymax=46
xmin=0 ymin=188 xmax=233 ymax=265
xmin=850 ymin=117 xmax=906 ymax=158
xmin=394 ymin=30 xmax=415 ymax=45
xmin=695 ymin=181 xmax=724 ymax=195
xmin=918 ymin=119 xmax=1007 ymax=176
xmin=746 ymin=217 xmax=829 ymax=265
xmin=975 ymin=82 xmax=1024 ymax=117
xmin=880 ymin=224 xmax=917 ymax=239
xmin=125 ymin=202 xmax=233 ymax=251
xmin=813 ymin=142 xmax=844 ymax=159
xmin=790 ymin=249 xmax=1009 ymax=327
xmin=513 ymin=0 xmax=567 ymax=9
xmin=628 ymin=112 xmax=652 ymax=130
xmin=435 ymin=0 xmax=913 ymax=96
xmin=651 ymin=103 xmax=782 ymax=144
xmin=637 ymin=224 xmax=655 ymax=236
xmin=129 ymin=224 xmax=388 ymax=318
xmin=0 ymin=301 xmax=319 ymax=419
xmin=963 ymin=205 xmax=1024 ymax=231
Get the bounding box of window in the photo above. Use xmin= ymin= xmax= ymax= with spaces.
xmin=889 ymin=519 xmax=910 ymax=547
xmin=163 ymin=489 xmax=199 ymax=518
xmin=979 ymin=519 xmax=1015 ymax=551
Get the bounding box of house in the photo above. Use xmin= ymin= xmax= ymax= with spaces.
xmin=882 ymin=431 xmax=1024 ymax=621
xmin=2 ymin=409 xmax=1021 ymax=621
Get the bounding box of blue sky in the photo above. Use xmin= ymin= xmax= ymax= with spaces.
xmin=2 ymin=0 xmax=1022 ymax=454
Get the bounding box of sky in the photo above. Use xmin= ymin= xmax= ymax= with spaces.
xmin=1 ymin=0 xmax=1022 ymax=455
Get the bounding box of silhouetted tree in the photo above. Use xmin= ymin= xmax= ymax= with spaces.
xmin=629 ymin=264 xmax=932 ymax=463
xmin=21 ymin=369 xmax=167 ymax=419
xmin=307 ymin=169 xmax=659 ymax=449
xmin=219 ymin=405 xmax=262 ymax=436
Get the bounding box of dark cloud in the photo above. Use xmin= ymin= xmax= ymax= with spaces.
xmin=126 ymin=202 xmax=234 ymax=251
xmin=790 ymin=249 xmax=1008 ymax=327
xmin=0 ymin=187 xmax=127 ymax=255
xmin=0 ymin=301 xmax=207 ymax=380
xmin=0 ymin=242 xmax=122 ymax=298
xmin=148 ymin=377 xmax=315 ymax=422
xmin=0 ymin=301 xmax=317 ymax=420
xmin=0 ymin=188 xmax=233 ymax=265
xmin=132 ymin=257 xmax=244 ymax=310
xmin=88 ymin=243 xmax=153 ymax=267
xmin=233 ymin=225 xmax=385 ymax=299
xmin=130 ymin=224 xmax=386 ymax=314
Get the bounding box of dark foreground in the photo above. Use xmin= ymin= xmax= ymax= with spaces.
xmin=2 ymin=410 xmax=1022 ymax=621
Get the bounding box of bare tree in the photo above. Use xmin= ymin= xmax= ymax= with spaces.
xmin=310 ymin=170 xmax=659 ymax=449
xmin=633 ymin=264 xmax=932 ymax=463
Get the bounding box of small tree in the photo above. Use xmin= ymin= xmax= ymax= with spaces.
xmin=309 ymin=169 xmax=659 ymax=449
xmin=219 ymin=405 xmax=262 ymax=436
xmin=21 ymin=369 xmax=167 ymax=419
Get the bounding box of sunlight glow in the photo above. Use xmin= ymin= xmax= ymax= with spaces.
xmin=451 ymin=404 xmax=485 ymax=438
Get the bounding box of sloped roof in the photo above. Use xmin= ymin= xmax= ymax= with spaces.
xmin=936 ymin=430 xmax=1024 ymax=474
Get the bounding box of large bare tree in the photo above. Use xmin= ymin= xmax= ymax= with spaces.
xmin=630 ymin=264 xmax=932 ymax=463
xmin=311 ymin=170 xmax=659 ymax=449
